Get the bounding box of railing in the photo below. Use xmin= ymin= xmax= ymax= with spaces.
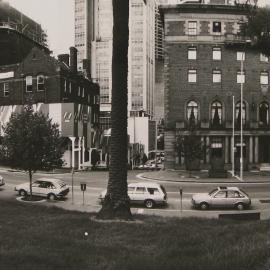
xmin=0 ymin=21 xmax=47 ymax=47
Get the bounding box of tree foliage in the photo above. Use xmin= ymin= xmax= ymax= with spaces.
xmin=244 ymin=6 xmax=270 ymax=56
xmin=1 ymin=105 xmax=64 ymax=196
xmin=175 ymin=122 xmax=205 ymax=174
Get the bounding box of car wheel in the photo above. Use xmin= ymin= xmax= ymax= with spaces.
xmin=145 ymin=199 xmax=154 ymax=209
xmin=200 ymin=202 xmax=209 ymax=210
xmin=236 ymin=203 xmax=245 ymax=210
xmin=48 ymin=193 xmax=56 ymax=201
xmin=19 ymin=189 xmax=27 ymax=197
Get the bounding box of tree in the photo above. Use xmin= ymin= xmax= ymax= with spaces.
xmin=244 ymin=6 xmax=270 ymax=56
xmin=97 ymin=0 xmax=132 ymax=220
xmin=175 ymin=121 xmax=205 ymax=177
xmin=91 ymin=149 xmax=100 ymax=170
xmin=0 ymin=105 xmax=64 ymax=198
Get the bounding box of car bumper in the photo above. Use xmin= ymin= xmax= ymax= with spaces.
xmin=57 ymin=188 xmax=69 ymax=198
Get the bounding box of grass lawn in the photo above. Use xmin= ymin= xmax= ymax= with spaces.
xmin=1 ymin=198 xmax=270 ymax=270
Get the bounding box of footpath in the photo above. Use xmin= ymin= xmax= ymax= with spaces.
xmin=138 ymin=169 xmax=270 ymax=183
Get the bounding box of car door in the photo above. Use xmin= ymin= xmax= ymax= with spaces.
xmin=212 ymin=190 xmax=227 ymax=208
xmin=37 ymin=181 xmax=50 ymax=197
xmin=226 ymin=190 xmax=239 ymax=207
xmin=132 ymin=186 xmax=147 ymax=204
xmin=127 ymin=186 xmax=136 ymax=202
xmin=31 ymin=181 xmax=42 ymax=196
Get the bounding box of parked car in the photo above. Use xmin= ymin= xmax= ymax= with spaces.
xmin=0 ymin=175 xmax=5 ymax=186
xmin=191 ymin=186 xmax=251 ymax=210
xmin=99 ymin=182 xmax=167 ymax=208
xmin=15 ymin=178 xmax=69 ymax=200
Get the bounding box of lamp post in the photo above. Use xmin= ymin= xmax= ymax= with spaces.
xmin=240 ymin=51 xmax=244 ymax=181
xmin=239 ymin=39 xmax=251 ymax=181
xmin=232 ymin=95 xmax=235 ymax=177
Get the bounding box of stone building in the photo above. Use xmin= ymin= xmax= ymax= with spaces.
xmin=160 ymin=3 xmax=270 ymax=170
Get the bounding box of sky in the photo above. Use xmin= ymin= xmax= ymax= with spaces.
xmin=5 ymin=0 xmax=270 ymax=56
xmin=7 ymin=0 xmax=74 ymax=56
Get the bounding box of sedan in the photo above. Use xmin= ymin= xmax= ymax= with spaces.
xmin=15 ymin=178 xmax=69 ymax=200
xmin=191 ymin=186 xmax=251 ymax=210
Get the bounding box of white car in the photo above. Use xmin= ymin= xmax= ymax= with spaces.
xmin=99 ymin=182 xmax=167 ymax=208
xmin=191 ymin=186 xmax=251 ymax=210
xmin=0 ymin=175 xmax=5 ymax=186
xmin=15 ymin=178 xmax=69 ymax=200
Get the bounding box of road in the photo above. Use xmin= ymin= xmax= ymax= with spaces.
xmin=1 ymin=169 xmax=270 ymax=218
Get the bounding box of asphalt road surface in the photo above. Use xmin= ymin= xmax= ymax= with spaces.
xmin=1 ymin=169 xmax=270 ymax=217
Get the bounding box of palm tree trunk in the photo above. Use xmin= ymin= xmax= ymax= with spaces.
xmin=97 ymin=0 xmax=132 ymax=220
xmin=29 ymin=170 xmax=33 ymax=200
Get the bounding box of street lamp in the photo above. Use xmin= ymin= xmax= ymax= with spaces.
xmin=232 ymin=95 xmax=235 ymax=177
xmin=239 ymin=39 xmax=251 ymax=181
xmin=240 ymin=50 xmax=244 ymax=181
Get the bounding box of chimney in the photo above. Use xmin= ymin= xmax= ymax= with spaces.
xmin=58 ymin=54 xmax=69 ymax=66
xmin=69 ymin=46 xmax=78 ymax=73
xmin=82 ymin=59 xmax=91 ymax=79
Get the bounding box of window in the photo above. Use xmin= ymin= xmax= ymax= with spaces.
xmin=237 ymin=51 xmax=245 ymax=61
xmin=25 ymin=76 xmax=33 ymax=92
xmin=3 ymin=82 xmax=9 ymax=97
xmin=214 ymin=191 xmax=226 ymax=198
xmin=259 ymin=102 xmax=269 ymax=126
xmin=64 ymin=79 xmax=67 ymax=92
xmin=213 ymin=47 xmax=221 ymax=60
xmin=237 ymin=71 xmax=245 ymax=84
xmin=260 ymin=72 xmax=269 ymax=85
xmin=212 ymin=21 xmax=221 ymax=33
xmin=213 ymin=70 xmax=221 ymax=83
xmin=128 ymin=187 xmax=135 ymax=193
xmin=188 ymin=21 xmax=197 ymax=35
xmin=235 ymin=101 xmax=246 ymax=125
xmin=187 ymin=101 xmax=198 ymax=123
xmin=260 ymin=54 xmax=269 ymax=62
xmin=135 ymin=187 xmax=146 ymax=194
xmin=69 ymin=82 xmax=72 ymax=93
xmin=63 ymin=112 xmax=72 ymax=122
xmin=188 ymin=47 xmax=197 ymax=60
xmin=37 ymin=75 xmax=45 ymax=91
xmin=147 ymin=188 xmax=159 ymax=195
xmin=188 ymin=69 xmax=197 ymax=83
xmin=211 ymin=101 xmax=222 ymax=126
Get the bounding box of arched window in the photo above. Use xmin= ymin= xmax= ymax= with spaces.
xmin=235 ymin=101 xmax=246 ymax=126
xmin=37 ymin=74 xmax=45 ymax=91
xmin=186 ymin=101 xmax=198 ymax=124
xmin=211 ymin=101 xmax=222 ymax=126
xmin=259 ymin=102 xmax=269 ymax=126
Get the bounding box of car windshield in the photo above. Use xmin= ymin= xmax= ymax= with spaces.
xmin=160 ymin=185 xmax=167 ymax=195
xmin=209 ymin=188 xmax=218 ymax=196
xmin=239 ymin=189 xmax=249 ymax=197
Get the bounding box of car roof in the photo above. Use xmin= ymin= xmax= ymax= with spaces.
xmin=218 ymin=186 xmax=240 ymax=191
xmin=128 ymin=182 xmax=161 ymax=188
xmin=37 ymin=178 xmax=65 ymax=185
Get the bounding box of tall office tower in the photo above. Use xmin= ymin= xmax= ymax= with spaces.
xmin=74 ymin=0 xmax=95 ymax=71
xmin=91 ymin=0 xmax=113 ymax=131
xmin=128 ymin=0 xmax=155 ymax=119
xmin=75 ymin=0 xmax=157 ymax=153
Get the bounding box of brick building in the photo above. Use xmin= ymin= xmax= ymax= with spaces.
xmin=161 ymin=3 xmax=270 ymax=171
xmin=0 ymin=27 xmax=99 ymax=169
